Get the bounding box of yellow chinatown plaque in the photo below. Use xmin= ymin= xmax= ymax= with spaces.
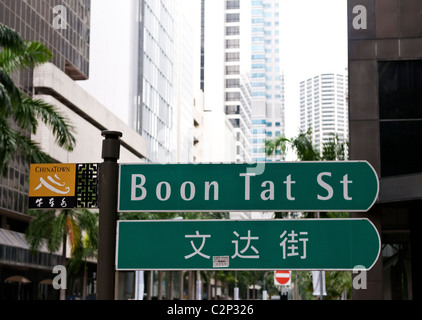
xmin=28 ymin=163 xmax=99 ymax=209
xmin=29 ymin=163 xmax=76 ymax=198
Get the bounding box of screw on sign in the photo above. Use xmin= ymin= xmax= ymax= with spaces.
xmin=275 ymin=270 xmax=291 ymax=286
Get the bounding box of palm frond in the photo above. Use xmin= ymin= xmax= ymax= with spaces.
xmin=0 ymin=24 xmax=25 ymax=53
xmin=264 ymin=139 xmax=275 ymax=156
xmin=0 ymin=80 xmax=12 ymax=113
xmin=0 ymin=41 xmax=53 ymax=74
xmin=291 ymin=129 xmax=320 ymax=161
xmin=66 ymin=213 xmax=82 ymax=257
xmin=0 ymin=116 xmax=17 ymax=176
xmin=8 ymin=93 xmax=38 ymax=134
xmin=77 ymin=210 xmax=99 ymax=248
xmin=49 ymin=211 xmax=67 ymax=253
xmin=24 ymin=210 xmax=56 ymax=254
xmin=23 ymin=97 xmax=76 ymax=151
xmin=1 ymin=24 xmax=76 ymax=174
xmin=13 ymin=130 xmax=52 ymax=164
xmin=0 ymin=68 xmax=22 ymax=111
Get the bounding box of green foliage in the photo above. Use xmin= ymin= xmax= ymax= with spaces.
xmin=67 ymin=210 xmax=99 ymax=275
xmin=322 ymin=133 xmax=349 ymax=161
xmin=0 ymin=24 xmax=75 ymax=176
xmin=265 ymin=128 xmax=348 ymax=162
xmin=25 ymin=209 xmax=98 ymax=263
xmin=290 ymin=128 xmax=321 ymax=161
xmin=265 ymin=135 xmax=289 ymax=159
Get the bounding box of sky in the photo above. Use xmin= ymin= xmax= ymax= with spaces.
xmin=278 ymin=0 xmax=348 ymax=139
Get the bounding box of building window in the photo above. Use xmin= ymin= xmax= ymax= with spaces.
xmin=226 ymin=92 xmax=240 ymax=101
xmin=226 ymin=52 xmax=240 ymax=62
xmin=226 ymin=65 xmax=240 ymax=75
xmin=226 ymin=79 xmax=240 ymax=88
xmin=226 ymin=0 xmax=240 ymax=9
xmin=226 ymin=39 xmax=240 ymax=49
xmin=378 ymin=60 xmax=422 ymax=177
xmin=226 ymin=105 xmax=240 ymax=114
xmin=226 ymin=13 xmax=240 ymax=23
xmin=226 ymin=26 xmax=240 ymax=36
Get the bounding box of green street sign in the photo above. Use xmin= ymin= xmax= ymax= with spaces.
xmin=118 ymin=162 xmax=379 ymax=212
xmin=116 ymin=219 xmax=381 ymax=271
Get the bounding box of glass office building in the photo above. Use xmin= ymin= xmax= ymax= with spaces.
xmin=135 ymin=0 xmax=176 ymax=163
xmin=250 ymin=0 xmax=285 ymax=162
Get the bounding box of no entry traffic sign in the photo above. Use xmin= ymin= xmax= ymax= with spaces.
xmin=275 ymin=271 xmax=291 ymax=286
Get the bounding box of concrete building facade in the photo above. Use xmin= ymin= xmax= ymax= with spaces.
xmin=348 ymin=0 xmax=421 ymax=300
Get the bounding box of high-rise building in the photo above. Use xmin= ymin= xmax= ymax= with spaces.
xmin=200 ymin=0 xmax=237 ymax=163
xmin=0 ymin=0 xmax=149 ymax=300
xmin=173 ymin=0 xmax=199 ymax=163
xmin=198 ymin=0 xmax=253 ymax=163
xmin=80 ymin=0 xmax=197 ymax=165
xmin=250 ymin=0 xmax=285 ymax=162
xmin=299 ymin=73 xmax=348 ymax=153
xmin=135 ymin=0 xmax=177 ymax=163
xmin=224 ymin=0 xmax=252 ymax=162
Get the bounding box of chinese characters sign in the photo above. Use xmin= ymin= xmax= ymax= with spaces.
xmin=118 ymin=162 xmax=379 ymax=212
xmin=28 ymin=163 xmax=99 ymax=209
xmin=116 ymin=219 xmax=380 ymax=271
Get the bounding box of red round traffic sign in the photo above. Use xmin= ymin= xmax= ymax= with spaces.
xmin=275 ymin=270 xmax=291 ymax=285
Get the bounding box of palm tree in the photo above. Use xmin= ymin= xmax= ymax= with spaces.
xmin=265 ymin=129 xmax=348 ymax=162
xmin=67 ymin=209 xmax=99 ymax=300
xmin=265 ymin=135 xmax=289 ymax=160
xmin=322 ymin=133 xmax=348 ymax=161
xmin=289 ymin=129 xmax=321 ymax=161
xmin=25 ymin=209 xmax=98 ymax=300
xmin=0 ymin=24 xmax=76 ymax=175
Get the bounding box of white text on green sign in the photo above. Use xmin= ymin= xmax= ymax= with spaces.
xmin=116 ymin=219 xmax=381 ymax=271
xmin=118 ymin=162 xmax=379 ymax=212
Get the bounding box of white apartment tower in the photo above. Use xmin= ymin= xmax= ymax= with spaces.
xmin=299 ymin=73 xmax=349 ymax=153
xmin=250 ymin=0 xmax=285 ymax=162
xmin=224 ymin=0 xmax=252 ymax=162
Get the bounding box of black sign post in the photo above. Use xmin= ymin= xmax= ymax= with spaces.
xmin=97 ymin=131 xmax=122 ymax=300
